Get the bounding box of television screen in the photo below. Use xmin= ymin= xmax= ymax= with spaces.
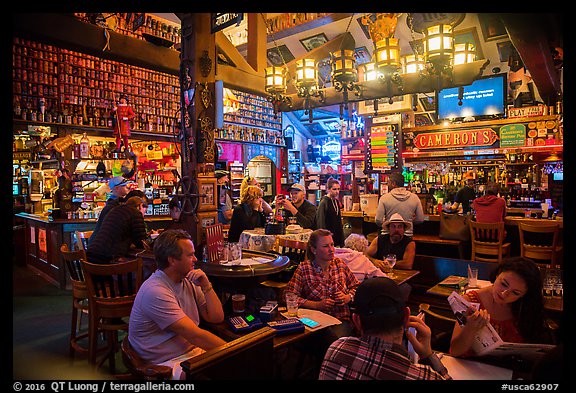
xmin=436 ymin=74 xmax=507 ymax=122
xmin=553 ymin=172 xmax=563 ymax=181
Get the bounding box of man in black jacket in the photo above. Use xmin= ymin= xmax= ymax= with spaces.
xmin=275 ymin=183 xmax=317 ymax=229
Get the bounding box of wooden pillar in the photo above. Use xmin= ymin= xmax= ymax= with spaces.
xmin=177 ymin=13 xmax=217 ymax=244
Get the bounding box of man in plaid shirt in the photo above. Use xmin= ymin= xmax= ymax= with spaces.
xmin=319 ymin=277 xmax=451 ymax=380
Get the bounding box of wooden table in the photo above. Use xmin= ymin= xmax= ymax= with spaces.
xmin=390 ymin=269 xmax=420 ymax=286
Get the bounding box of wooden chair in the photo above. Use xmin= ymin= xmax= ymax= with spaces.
xmin=75 ymin=230 xmax=94 ymax=251
xmin=120 ymin=336 xmax=173 ymax=380
xmin=469 ymin=221 xmax=510 ymax=263
xmin=518 ymin=221 xmax=562 ymax=267
xmin=81 ymin=257 xmax=143 ymax=375
xmin=260 ymin=237 xmax=308 ymax=303
xmin=60 ymin=243 xmax=89 ymax=361
xmin=418 ymin=303 xmax=457 ymax=353
xmin=180 ymin=326 xmax=276 ymax=380
xmin=205 ymin=224 xmax=224 ymax=263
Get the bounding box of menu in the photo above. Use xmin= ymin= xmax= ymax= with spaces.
xmin=366 ymin=121 xmax=399 ymax=172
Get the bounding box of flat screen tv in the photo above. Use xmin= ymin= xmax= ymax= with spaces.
xmin=436 ymin=74 xmax=507 ymax=122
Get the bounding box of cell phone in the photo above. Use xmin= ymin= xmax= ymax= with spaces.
xmin=299 ymin=317 xmax=320 ymax=329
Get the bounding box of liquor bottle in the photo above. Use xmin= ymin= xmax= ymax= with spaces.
xmin=80 ymin=132 xmax=90 ymax=159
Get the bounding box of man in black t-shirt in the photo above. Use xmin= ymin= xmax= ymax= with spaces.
xmin=451 ymin=171 xmax=477 ymax=214
xmin=366 ymin=213 xmax=416 ymax=270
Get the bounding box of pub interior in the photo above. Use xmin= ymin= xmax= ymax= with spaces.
xmin=12 ymin=12 xmax=564 ymax=382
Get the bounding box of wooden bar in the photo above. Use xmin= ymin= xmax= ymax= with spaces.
xmin=16 ymin=212 xmax=172 ymax=289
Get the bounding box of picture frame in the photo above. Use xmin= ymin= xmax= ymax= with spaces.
xmin=197 ymin=178 xmax=217 ymax=212
xmin=419 ymin=95 xmax=436 ymax=112
xmin=477 ymin=14 xmax=507 ymax=42
xmin=354 ymin=46 xmax=371 ymax=65
xmin=196 ymin=211 xmax=218 ymax=244
xmin=497 ymin=40 xmax=513 ymax=63
xmin=454 ymin=27 xmax=484 ymax=60
xmin=414 ymin=113 xmax=434 ymax=127
xmin=357 ymin=94 xmax=412 ymax=115
xmin=267 ymin=45 xmax=295 ymax=66
xmin=299 ymin=32 xmax=328 ymax=52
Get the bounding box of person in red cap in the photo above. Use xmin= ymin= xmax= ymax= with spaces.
xmin=275 ymin=182 xmax=317 ymax=229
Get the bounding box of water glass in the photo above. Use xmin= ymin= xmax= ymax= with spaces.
xmin=228 ymin=242 xmax=242 ymax=261
xmin=285 ymin=292 xmax=299 ymax=317
xmin=467 ymin=265 xmax=478 ymax=288
xmin=385 ymin=254 xmax=397 ymax=278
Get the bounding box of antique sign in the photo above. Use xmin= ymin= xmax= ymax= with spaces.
xmin=413 ymin=128 xmax=498 ymax=149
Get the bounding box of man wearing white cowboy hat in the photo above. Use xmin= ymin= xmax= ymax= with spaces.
xmin=450 ymin=170 xmax=477 ymax=214
xmin=366 ymin=213 xmax=416 ymax=271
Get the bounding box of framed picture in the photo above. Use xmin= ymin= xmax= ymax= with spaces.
xmin=419 ymin=95 xmax=436 ymax=112
xmin=454 ymin=27 xmax=484 ymax=60
xmin=477 ymin=13 xmax=507 ymax=42
xmin=357 ymin=94 xmax=412 ymax=115
xmin=414 ymin=113 xmax=434 ymax=127
xmin=197 ymin=178 xmax=217 ymax=212
xmin=196 ymin=211 xmax=218 ymax=244
xmin=299 ymin=32 xmax=328 ymax=52
xmin=354 ymin=46 xmax=371 ymax=65
xmin=267 ymin=45 xmax=295 ymax=66
xmin=497 ymin=40 xmax=513 ymax=63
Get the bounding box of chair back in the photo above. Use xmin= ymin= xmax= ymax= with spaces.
xmin=60 ymin=243 xmax=87 ymax=299
xmin=121 ymin=336 xmax=172 ymax=380
xmin=419 ymin=303 xmax=457 ymax=353
xmin=80 ymin=257 xmax=143 ymax=321
xmin=469 ymin=221 xmax=509 ymax=263
xmin=518 ymin=221 xmax=561 ymax=267
xmin=205 ymin=224 xmax=224 ymax=263
xmin=75 ymin=230 xmax=94 ymax=251
xmin=276 ymin=237 xmax=308 ymax=264
xmin=180 ymin=326 xmax=276 ymax=380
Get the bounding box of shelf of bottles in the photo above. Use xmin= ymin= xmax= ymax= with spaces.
xmin=12 ymin=37 xmax=180 ymax=135
xmin=218 ymin=88 xmax=284 ymax=146
xmin=73 ymin=13 xmax=181 ymax=48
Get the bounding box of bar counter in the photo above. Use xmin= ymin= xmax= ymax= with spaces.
xmin=15 ymin=212 xmax=172 ymax=289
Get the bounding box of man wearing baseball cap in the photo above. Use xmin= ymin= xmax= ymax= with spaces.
xmin=450 ymin=170 xmax=476 ymax=214
xmin=275 ymin=182 xmax=317 ymax=229
xmin=91 ymin=176 xmax=135 ymax=241
xmin=319 ymin=277 xmax=451 ymax=380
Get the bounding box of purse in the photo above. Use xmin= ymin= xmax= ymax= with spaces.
xmin=439 ymin=212 xmax=471 ymax=241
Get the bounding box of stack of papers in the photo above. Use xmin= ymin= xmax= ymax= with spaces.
xmin=439 ymin=276 xmax=468 ymax=289
xmin=221 ymin=257 xmax=270 ymax=266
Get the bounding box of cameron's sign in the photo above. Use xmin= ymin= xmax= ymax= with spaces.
xmin=413 ymin=128 xmax=498 ymax=149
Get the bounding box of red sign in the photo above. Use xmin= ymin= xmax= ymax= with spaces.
xmin=413 ymin=128 xmax=498 ymax=149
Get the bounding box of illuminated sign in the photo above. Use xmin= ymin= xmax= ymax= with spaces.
xmin=413 ymin=128 xmax=498 ymax=149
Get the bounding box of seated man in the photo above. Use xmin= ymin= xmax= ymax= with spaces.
xmin=335 ymin=233 xmax=387 ymax=282
xmin=275 ymin=183 xmax=317 ymax=229
xmin=128 ymin=229 xmax=226 ymax=379
xmin=319 ymin=277 xmax=451 ymax=380
xmin=366 ymin=213 xmax=416 ymax=271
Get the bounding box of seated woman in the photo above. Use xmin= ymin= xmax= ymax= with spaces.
xmin=335 ymin=233 xmax=387 ymax=282
xmin=239 ymin=175 xmax=273 ymax=215
xmin=227 ymin=185 xmax=267 ymax=243
xmin=449 ymin=257 xmax=547 ymax=357
xmin=285 ymin=229 xmax=360 ymax=356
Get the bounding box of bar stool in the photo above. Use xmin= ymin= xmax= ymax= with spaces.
xmin=518 ymin=221 xmax=562 ymax=267
xmin=60 ymin=244 xmax=89 ymax=361
xmin=469 ymin=221 xmax=510 ymax=263
xmin=81 ymin=257 xmax=143 ymax=375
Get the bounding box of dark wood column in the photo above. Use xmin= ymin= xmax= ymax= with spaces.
xmin=177 ymin=13 xmax=217 ymax=244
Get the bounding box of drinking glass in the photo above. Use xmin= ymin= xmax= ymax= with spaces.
xmin=386 ymin=254 xmax=397 ymax=279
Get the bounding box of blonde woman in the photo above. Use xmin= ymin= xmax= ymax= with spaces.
xmin=227 ymin=185 xmax=267 ymax=242
xmin=239 ymin=175 xmax=273 ymax=215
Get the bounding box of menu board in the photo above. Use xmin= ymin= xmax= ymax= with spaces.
xmin=366 ymin=116 xmax=400 ymax=172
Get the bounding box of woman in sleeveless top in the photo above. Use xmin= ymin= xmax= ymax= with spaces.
xmin=449 ymin=257 xmax=546 ymax=357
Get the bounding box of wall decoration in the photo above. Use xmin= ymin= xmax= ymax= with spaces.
xmin=419 ymin=95 xmax=436 ymax=112
xmin=497 ymin=40 xmax=513 ymax=63
xmin=354 ymin=46 xmax=372 ymax=65
xmin=356 ymin=14 xmax=376 ymax=39
xmin=197 ymin=178 xmax=217 ymax=212
xmin=477 ymin=13 xmax=507 ymax=42
xmin=454 ymin=27 xmax=484 ymax=60
xmin=300 ymin=32 xmax=328 ymax=52
xmin=267 ymin=45 xmax=295 ymax=66
xmin=414 ymin=113 xmax=433 ymax=127
xmin=358 ymin=95 xmax=412 ymax=115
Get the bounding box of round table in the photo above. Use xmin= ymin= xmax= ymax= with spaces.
xmin=239 ymin=228 xmax=313 ymax=252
